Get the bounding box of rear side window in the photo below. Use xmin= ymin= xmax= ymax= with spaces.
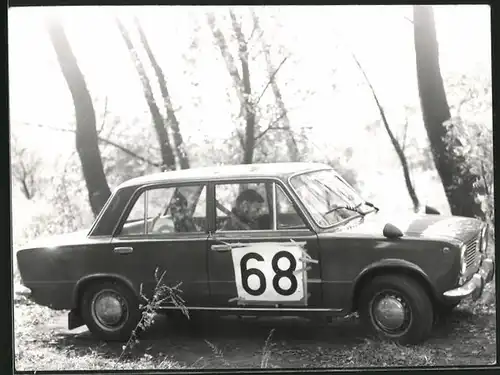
xmin=117 ymin=185 xmax=207 ymax=236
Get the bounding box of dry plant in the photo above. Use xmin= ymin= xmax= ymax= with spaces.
xmin=260 ymin=328 xmax=276 ymax=368
xmin=116 ymin=267 xmax=189 ymax=365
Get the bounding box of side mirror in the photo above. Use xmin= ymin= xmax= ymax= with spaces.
xmin=425 ymin=205 xmax=441 ymax=215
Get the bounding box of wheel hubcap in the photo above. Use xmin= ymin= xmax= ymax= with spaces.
xmin=91 ymin=290 xmax=128 ymax=331
xmin=372 ymin=294 xmax=408 ymax=332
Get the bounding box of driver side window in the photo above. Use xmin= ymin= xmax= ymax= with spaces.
xmin=215 ymin=182 xmax=270 ymax=231
xmin=118 ymin=184 xmax=206 ymax=236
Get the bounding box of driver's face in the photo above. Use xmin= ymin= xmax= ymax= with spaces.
xmin=241 ymin=200 xmax=263 ymax=220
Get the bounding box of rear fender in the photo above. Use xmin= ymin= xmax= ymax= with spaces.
xmin=72 ymin=273 xmax=138 ymax=307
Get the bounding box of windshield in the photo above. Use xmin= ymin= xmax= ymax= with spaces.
xmin=290 ymin=169 xmax=368 ymax=227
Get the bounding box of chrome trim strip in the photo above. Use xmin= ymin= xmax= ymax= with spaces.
xmin=158 ymin=306 xmax=342 ymax=312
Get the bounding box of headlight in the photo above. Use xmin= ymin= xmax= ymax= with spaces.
xmin=460 ymin=244 xmax=467 ymax=274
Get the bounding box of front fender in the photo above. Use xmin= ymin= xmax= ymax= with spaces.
xmin=355 ymin=258 xmax=431 ymax=285
xmin=351 ymin=258 xmax=437 ymax=311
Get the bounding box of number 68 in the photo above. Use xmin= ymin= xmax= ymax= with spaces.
xmin=240 ymin=250 xmax=298 ymax=296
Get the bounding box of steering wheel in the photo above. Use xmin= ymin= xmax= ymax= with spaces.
xmin=215 ymin=201 xmax=252 ymax=231
xmin=149 ymin=212 xmax=163 ymax=233
xmin=156 ymin=223 xmax=175 ymax=233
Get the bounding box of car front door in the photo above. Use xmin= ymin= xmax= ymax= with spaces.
xmin=109 ymin=183 xmax=211 ymax=308
xmin=206 ymin=179 xmax=323 ymax=309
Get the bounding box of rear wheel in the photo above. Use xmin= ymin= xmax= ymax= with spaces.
xmin=80 ymin=280 xmax=141 ymax=341
xmin=358 ymin=274 xmax=434 ymax=344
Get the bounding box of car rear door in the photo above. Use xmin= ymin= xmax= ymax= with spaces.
xmin=206 ymin=179 xmax=323 ymax=309
xmin=109 ymin=183 xmax=211 ymax=307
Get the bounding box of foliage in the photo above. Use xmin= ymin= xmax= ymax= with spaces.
xmin=443 ymin=117 xmax=494 ymax=233
xmin=10 ymin=134 xmax=44 ymax=200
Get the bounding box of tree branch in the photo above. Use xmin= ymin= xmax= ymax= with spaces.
xmin=404 ymin=16 xmax=414 ymax=24
xmin=401 ymin=117 xmax=409 ymax=152
xmin=351 ymin=52 xmax=420 ymax=210
xmin=23 ymin=122 xmax=162 ymax=167
xmin=255 ymin=56 xmax=288 ymax=106
xmin=98 ymin=96 xmax=108 ymax=134
xmin=254 ymin=111 xmax=289 ymax=141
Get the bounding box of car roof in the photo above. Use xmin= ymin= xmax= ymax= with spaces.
xmin=117 ymin=162 xmax=331 ymax=189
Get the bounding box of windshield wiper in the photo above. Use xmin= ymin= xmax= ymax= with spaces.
xmin=324 ymin=203 xmax=365 ymax=217
xmin=364 ymin=201 xmax=380 ymax=212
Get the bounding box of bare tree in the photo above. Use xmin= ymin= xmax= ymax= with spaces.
xmin=10 ymin=135 xmax=41 ymax=200
xmin=46 ymin=17 xmax=111 ymax=216
xmin=207 ymin=11 xmax=292 ymax=164
xmin=207 ymin=11 xmax=256 ymax=164
xmin=115 ymin=18 xmax=177 ymax=171
xmin=134 ymin=18 xmax=190 ymax=169
xmin=251 ymin=11 xmax=299 ymax=162
xmin=351 ymin=53 xmax=420 ymax=211
xmin=413 ymin=5 xmax=482 ymax=218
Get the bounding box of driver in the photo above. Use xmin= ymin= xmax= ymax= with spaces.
xmin=170 ymin=193 xmax=198 ymax=233
xmin=222 ymin=189 xmax=269 ymax=231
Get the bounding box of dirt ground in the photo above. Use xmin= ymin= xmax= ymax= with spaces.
xmin=13 ymin=282 xmax=496 ymax=371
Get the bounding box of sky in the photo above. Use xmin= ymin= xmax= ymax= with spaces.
xmin=7 ymin=4 xmax=492 ymax=215
xmin=8 ymin=5 xmax=492 ymax=174
xmin=8 ymin=5 xmax=491 ymax=132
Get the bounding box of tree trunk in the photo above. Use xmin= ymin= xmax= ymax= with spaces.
xmin=252 ymin=12 xmax=299 ymax=162
xmin=207 ymin=12 xmax=256 ymax=164
xmin=46 ymin=18 xmax=111 ymax=217
xmin=351 ymin=53 xmax=420 ymax=211
xmin=229 ymin=11 xmax=255 ymax=164
xmin=134 ymin=18 xmax=190 ymax=170
xmin=413 ymin=5 xmax=482 ymax=218
xmin=115 ymin=18 xmax=176 ymax=171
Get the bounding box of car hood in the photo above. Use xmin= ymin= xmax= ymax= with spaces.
xmin=332 ymin=211 xmax=482 ymax=245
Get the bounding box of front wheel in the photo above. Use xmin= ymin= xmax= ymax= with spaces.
xmin=80 ymin=280 xmax=141 ymax=341
xmin=358 ymin=275 xmax=434 ymax=345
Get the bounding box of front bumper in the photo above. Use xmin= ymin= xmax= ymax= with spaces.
xmin=443 ymin=258 xmax=495 ymax=300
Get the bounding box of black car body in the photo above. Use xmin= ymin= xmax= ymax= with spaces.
xmin=16 ymin=162 xmax=495 ymax=344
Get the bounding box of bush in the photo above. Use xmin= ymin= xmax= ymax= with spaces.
xmin=443 ymin=117 xmax=494 ymax=237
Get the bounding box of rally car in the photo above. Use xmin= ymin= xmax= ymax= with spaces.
xmin=15 ymin=162 xmax=494 ymax=344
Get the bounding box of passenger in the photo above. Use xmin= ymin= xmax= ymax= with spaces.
xmin=170 ymin=193 xmax=198 ymax=233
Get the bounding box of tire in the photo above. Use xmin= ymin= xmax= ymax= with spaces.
xmin=358 ymin=274 xmax=434 ymax=345
xmin=80 ymin=280 xmax=141 ymax=341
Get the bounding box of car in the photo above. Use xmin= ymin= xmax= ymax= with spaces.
xmin=15 ymin=162 xmax=495 ymax=344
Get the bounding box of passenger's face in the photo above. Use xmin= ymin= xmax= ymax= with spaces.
xmin=171 ymin=202 xmax=188 ymax=220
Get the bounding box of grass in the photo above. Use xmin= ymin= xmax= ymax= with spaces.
xmin=13 ymin=290 xmax=496 ymax=371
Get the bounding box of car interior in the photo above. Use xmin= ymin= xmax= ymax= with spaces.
xmin=119 ymin=181 xmax=307 ymax=236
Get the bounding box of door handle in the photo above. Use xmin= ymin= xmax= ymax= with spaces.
xmin=114 ymin=246 xmax=134 ymax=254
xmin=211 ymin=244 xmax=232 ymax=252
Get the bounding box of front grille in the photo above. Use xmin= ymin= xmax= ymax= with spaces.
xmin=465 ymin=234 xmax=479 ymax=271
